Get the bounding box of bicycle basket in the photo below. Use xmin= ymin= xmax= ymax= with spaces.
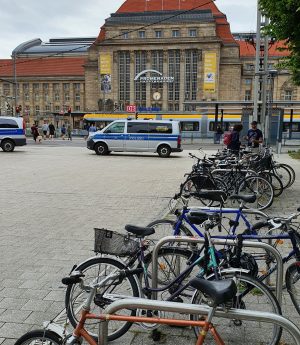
xmin=94 ymin=228 xmax=139 ymax=256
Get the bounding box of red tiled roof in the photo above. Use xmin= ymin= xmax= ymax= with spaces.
xmin=95 ymin=0 xmax=236 ymax=45
xmin=116 ymin=0 xmax=221 ymax=14
xmin=238 ymin=40 xmax=290 ymax=58
xmin=0 ymin=57 xmax=85 ymax=77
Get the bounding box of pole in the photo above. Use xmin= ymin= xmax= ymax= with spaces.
xmin=289 ymin=108 xmax=293 ymax=140
xmin=253 ymin=4 xmax=262 ymax=123
xmin=13 ymin=52 xmax=18 ymax=116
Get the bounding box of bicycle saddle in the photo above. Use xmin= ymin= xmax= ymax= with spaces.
xmin=190 ymin=278 xmax=237 ymax=306
xmin=229 ymin=194 xmax=256 ymax=203
xmin=187 ymin=211 xmax=209 ymax=225
xmin=125 ymin=224 xmax=155 ymax=238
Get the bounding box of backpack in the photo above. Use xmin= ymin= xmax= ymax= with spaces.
xmin=223 ymin=132 xmax=232 ymax=146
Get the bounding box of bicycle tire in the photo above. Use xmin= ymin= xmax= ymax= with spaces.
xmin=65 ymin=256 xmax=139 ymax=341
xmin=146 ymin=218 xmax=193 ymax=241
xmin=285 ymin=261 xmax=300 ymax=315
xmin=272 ymin=164 xmax=291 ymax=190
xmin=278 ymin=163 xmax=295 ymax=188
xmin=264 ymin=172 xmax=284 ymax=198
xmin=238 ymin=175 xmax=274 ymax=210
xmin=191 ymin=272 xmax=282 ymax=345
xmin=15 ymin=330 xmax=62 ymax=345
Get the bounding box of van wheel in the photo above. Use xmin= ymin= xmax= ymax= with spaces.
xmin=94 ymin=142 xmax=108 ymax=155
xmin=157 ymin=145 xmax=171 ymax=158
xmin=1 ymin=140 xmax=15 ymax=152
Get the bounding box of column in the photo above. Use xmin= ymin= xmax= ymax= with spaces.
xmin=179 ymin=49 xmax=185 ymax=111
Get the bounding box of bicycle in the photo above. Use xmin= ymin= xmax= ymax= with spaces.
xmin=63 ymin=212 xmax=282 ymax=344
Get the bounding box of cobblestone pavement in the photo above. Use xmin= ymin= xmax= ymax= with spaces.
xmin=0 ymin=146 xmax=300 ymax=344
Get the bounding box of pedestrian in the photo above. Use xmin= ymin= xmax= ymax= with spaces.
xmin=41 ymin=122 xmax=49 ymax=140
xmin=31 ymin=123 xmax=41 ymax=143
xmin=61 ymin=124 xmax=66 ymax=140
xmin=215 ymin=125 xmax=223 ymax=144
xmin=67 ymin=124 xmax=72 ymax=141
xmin=49 ymin=122 xmax=55 ymax=140
xmin=225 ymin=124 xmax=243 ymax=154
xmin=246 ymin=121 xmax=263 ymax=149
xmin=89 ymin=123 xmax=97 ymax=133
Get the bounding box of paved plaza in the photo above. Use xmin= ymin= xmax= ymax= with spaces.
xmin=0 ymin=144 xmax=300 ymax=344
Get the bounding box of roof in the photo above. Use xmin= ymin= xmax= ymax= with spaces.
xmin=238 ymin=40 xmax=290 ymax=58
xmin=0 ymin=57 xmax=86 ymax=78
xmin=96 ymin=0 xmax=236 ymax=45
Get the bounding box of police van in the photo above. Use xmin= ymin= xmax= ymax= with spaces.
xmin=0 ymin=116 xmax=27 ymax=152
xmin=87 ymin=119 xmax=182 ymax=157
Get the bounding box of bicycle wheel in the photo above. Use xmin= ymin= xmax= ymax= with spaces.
xmin=65 ymin=257 xmax=139 ymax=341
xmin=146 ymin=219 xmax=193 ymax=242
xmin=279 ymin=163 xmax=296 ymax=188
xmin=286 ymin=261 xmax=300 ymax=315
xmin=191 ymin=272 xmax=282 ymax=345
xmin=15 ymin=330 xmax=62 ymax=345
xmin=260 ymin=172 xmax=284 ymax=198
xmin=238 ymin=175 xmax=274 ymax=210
xmin=273 ymin=164 xmax=295 ymax=189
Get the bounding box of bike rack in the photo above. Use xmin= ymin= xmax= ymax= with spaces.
xmin=151 ymin=236 xmax=283 ymax=306
xmin=99 ymin=298 xmax=300 ymax=345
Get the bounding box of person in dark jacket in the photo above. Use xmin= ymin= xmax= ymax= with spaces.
xmin=227 ymin=124 xmax=243 ymax=153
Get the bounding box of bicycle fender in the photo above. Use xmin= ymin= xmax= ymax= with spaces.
xmin=42 ymin=321 xmax=68 ymax=337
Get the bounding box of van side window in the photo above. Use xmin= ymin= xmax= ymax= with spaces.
xmin=149 ymin=123 xmax=172 ymax=134
xmin=127 ymin=122 xmax=149 ymax=133
xmin=104 ymin=122 xmax=125 ymax=134
xmin=0 ymin=119 xmax=18 ymax=128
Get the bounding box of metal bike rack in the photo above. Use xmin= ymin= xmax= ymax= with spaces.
xmin=99 ymin=297 xmax=300 ymax=345
xmin=151 ymin=236 xmax=283 ymax=306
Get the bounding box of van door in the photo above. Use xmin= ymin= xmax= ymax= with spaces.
xmin=103 ymin=122 xmax=125 ymax=151
xmin=148 ymin=122 xmax=174 ymax=150
xmin=125 ymin=122 xmax=149 ymax=152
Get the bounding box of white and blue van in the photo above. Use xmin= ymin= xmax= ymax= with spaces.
xmin=0 ymin=116 xmax=26 ymax=152
xmin=87 ymin=119 xmax=182 ymax=157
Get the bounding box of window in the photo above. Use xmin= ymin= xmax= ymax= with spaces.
xmin=75 ymin=105 xmax=81 ymax=111
xmin=245 ymin=63 xmax=255 ymax=71
xmin=122 ymin=31 xmax=129 ymax=39
xmin=185 ymin=50 xmax=198 ymax=101
xmin=119 ymin=51 xmax=131 ymax=106
xmin=0 ymin=118 xmax=18 ymax=128
xmin=65 ymin=93 xmax=70 ymax=101
xmin=44 ymin=94 xmax=49 ymax=102
xmin=33 ymin=83 xmax=39 ymax=91
xmin=55 ymin=105 xmax=60 ymax=112
xmin=54 ymin=93 xmax=60 ymax=101
xmin=43 ymin=84 xmax=49 ymax=92
xmin=245 ymin=90 xmax=251 ymax=101
xmin=23 ymin=83 xmax=29 ymax=91
xmin=284 ymin=90 xmax=292 ymax=101
xmin=53 ymin=83 xmax=60 ymax=91
xmin=24 ymin=93 xmax=29 ymax=101
xmin=35 ymin=105 xmax=40 ymax=115
xmin=45 ymin=105 xmax=50 ymax=112
xmin=189 ymin=29 xmax=197 ymax=37
xmin=127 ymin=122 xmax=149 ymax=133
xmin=3 ymin=83 xmax=10 ymax=95
xmin=245 ymin=78 xmax=252 ymax=85
xmin=74 ymin=83 xmax=80 ymax=91
xmin=63 ymin=83 xmax=70 ymax=91
xmin=135 ymin=51 xmax=147 ymax=103
xmin=75 ymin=93 xmax=80 ymax=101
xmin=149 ymin=123 xmax=172 ymax=134
xmin=104 ymin=122 xmax=125 ymax=134
xmin=180 ymin=122 xmax=200 ymax=132
xmin=168 ymin=50 xmax=180 ymax=102
xmin=155 ymin=30 xmax=162 ymax=38
xmin=34 ymin=94 xmax=39 ymax=101
xmin=138 ymin=31 xmax=146 ymax=38
xmin=172 ymin=30 xmax=180 ymax=37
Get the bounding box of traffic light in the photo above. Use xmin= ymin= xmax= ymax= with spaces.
xmin=135 ymin=112 xmax=139 ymax=120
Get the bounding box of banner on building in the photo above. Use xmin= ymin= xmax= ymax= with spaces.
xmin=99 ymin=53 xmax=112 ymax=93
xmin=203 ymin=52 xmax=217 ymax=92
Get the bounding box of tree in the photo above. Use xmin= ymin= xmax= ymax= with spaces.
xmin=259 ymin=0 xmax=300 ymax=84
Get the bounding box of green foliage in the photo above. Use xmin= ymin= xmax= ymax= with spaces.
xmin=259 ymin=0 xmax=300 ymax=85
xmin=288 ymin=150 xmax=300 ymax=159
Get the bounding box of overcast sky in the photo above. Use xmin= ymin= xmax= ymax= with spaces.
xmin=0 ymin=0 xmax=258 ymax=59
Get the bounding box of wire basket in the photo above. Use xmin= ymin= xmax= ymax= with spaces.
xmin=94 ymin=228 xmax=139 ymax=256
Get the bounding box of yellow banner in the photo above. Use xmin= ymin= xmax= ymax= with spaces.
xmin=99 ymin=53 xmax=111 ymax=75
xmin=203 ymin=52 xmax=217 ymax=92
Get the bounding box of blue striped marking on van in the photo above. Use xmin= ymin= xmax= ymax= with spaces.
xmin=0 ymin=129 xmax=24 ymax=135
xmin=92 ymin=134 xmax=178 ymax=141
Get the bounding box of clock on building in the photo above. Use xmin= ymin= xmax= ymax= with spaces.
xmin=153 ymin=92 xmax=161 ymax=101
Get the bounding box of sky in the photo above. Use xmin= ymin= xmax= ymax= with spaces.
xmin=0 ymin=0 xmax=258 ymax=59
